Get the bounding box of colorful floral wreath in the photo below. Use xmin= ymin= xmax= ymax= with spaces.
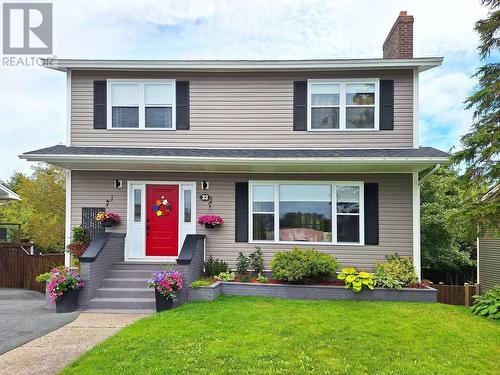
xmin=152 ymin=196 xmax=172 ymax=217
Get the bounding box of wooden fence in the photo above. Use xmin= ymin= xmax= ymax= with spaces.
xmin=0 ymin=244 xmax=65 ymax=292
xmin=432 ymin=283 xmax=480 ymax=306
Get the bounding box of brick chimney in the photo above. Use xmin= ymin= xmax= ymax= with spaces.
xmin=383 ymin=11 xmax=414 ymax=59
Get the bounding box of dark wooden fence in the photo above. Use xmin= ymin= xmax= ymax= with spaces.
xmin=0 ymin=244 xmax=65 ymax=292
xmin=432 ymin=283 xmax=480 ymax=306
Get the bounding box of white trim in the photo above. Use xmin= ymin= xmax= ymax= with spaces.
xmin=66 ymin=69 xmax=71 ymax=146
xmin=476 ymin=236 xmax=480 ymax=284
xmin=0 ymin=184 xmax=21 ymax=201
xmin=412 ymin=172 xmax=421 ymax=281
xmin=307 ymin=79 xmax=379 ymax=132
xmin=45 ymin=57 xmax=444 ymax=73
xmin=64 ymin=170 xmax=71 ymax=267
xmin=125 ymin=180 xmax=196 ymax=262
xmin=249 ymin=180 xmax=364 ymax=246
xmin=413 ymin=68 xmax=419 ymax=148
xmin=106 ymin=79 xmax=176 ymax=131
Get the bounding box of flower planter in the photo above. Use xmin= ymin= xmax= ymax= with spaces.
xmin=101 ymin=218 xmax=116 ymax=227
xmin=204 ymin=223 xmax=219 ymax=229
xmin=155 ymin=290 xmax=174 ymax=312
xmin=55 ymin=288 xmax=80 ymax=313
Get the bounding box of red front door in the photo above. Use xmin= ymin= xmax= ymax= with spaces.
xmin=146 ymin=185 xmax=179 ymax=257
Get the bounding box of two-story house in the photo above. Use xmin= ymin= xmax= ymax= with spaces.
xmin=21 ymin=11 xmax=449 ymax=310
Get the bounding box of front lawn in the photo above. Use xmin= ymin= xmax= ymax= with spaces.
xmin=62 ymin=297 xmax=499 ymax=374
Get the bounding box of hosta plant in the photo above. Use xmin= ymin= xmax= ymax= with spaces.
xmin=337 ymin=268 xmax=374 ymax=293
xmin=373 ymin=269 xmax=404 ymax=290
xmin=470 ymin=286 xmax=500 ymax=320
xmin=215 ymin=271 xmax=236 ymax=282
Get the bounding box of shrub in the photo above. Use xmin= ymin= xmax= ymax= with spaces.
xmin=72 ymin=226 xmax=87 ymax=243
xmin=271 ymin=248 xmax=338 ymax=284
xmin=35 ymin=271 xmax=51 ymax=283
xmin=238 ymin=275 xmax=251 ymax=283
xmin=215 ymin=271 xmax=236 ymax=282
xmin=470 ymin=286 xmax=500 ymax=320
xmin=190 ymin=278 xmax=215 ymax=288
xmin=249 ymin=247 xmax=264 ymax=275
xmin=337 ymin=268 xmax=374 ymax=293
xmin=255 ymin=273 xmax=268 ymax=283
xmin=236 ymin=252 xmax=250 ymax=275
xmin=204 ymin=256 xmax=229 ymax=277
xmin=375 ymin=253 xmax=417 ymax=286
xmin=373 ymin=269 xmax=404 ymax=290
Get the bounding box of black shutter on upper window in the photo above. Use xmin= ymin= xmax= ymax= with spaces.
xmin=93 ymin=80 xmax=107 ymax=129
xmin=235 ymin=182 xmax=249 ymax=242
xmin=293 ymin=81 xmax=307 ymax=131
xmin=379 ymin=80 xmax=394 ymax=130
xmin=176 ymin=81 xmax=190 ymax=130
xmin=364 ymin=183 xmax=379 ymax=245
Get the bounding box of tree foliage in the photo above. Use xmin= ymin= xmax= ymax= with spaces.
xmin=0 ymin=164 xmax=65 ymax=253
xmin=420 ymin=166 xmax=475 ymax=272
xmin=452 ymin=0 xmax=500 ymax=234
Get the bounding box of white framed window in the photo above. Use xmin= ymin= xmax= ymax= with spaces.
xmin=249 ymin=181 xmax=364 ymax=245
xmin=107 ymin=80 xmax=176 ymax=130
xmin=307 ymin=79 xmax=379 ymax=131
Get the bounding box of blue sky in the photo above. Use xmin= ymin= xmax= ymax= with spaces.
xmin=0 ymin=0 xmax=490 ymax=180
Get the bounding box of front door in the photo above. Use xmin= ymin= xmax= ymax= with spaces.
xmin=146 ymin=185 xmax=179 ymax=257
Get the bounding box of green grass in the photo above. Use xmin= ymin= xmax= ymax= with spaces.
xmin=62 ymin=297 xmax=500 ymax=375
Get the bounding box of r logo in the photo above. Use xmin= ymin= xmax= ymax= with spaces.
xmin=2 ymin=3 xmax=53 ymax=54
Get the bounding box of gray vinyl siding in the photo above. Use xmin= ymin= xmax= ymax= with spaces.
xmin=478 ymin=236 xmax=500 ymax=292
xmin=71 ymin=70 xmax=414 ymax=149
xmin=71 ymin=171 xmax=413 ymax=271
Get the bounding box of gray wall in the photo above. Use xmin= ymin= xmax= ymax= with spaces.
xmin=71 ymin=69 xmax=414 ymax=149
xmin=478 ymin=236 xmax=500 ymax=291
xmin=71 ymin=171 xmax=413 ymax=271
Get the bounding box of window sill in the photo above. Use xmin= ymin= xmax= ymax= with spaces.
xmin=106 ymin=127 xmax=176 ymax=131
xmin=307 ymin=128 xmax=379 ymax=132
xmin=249 ymin=240 xmax=365 ymax=246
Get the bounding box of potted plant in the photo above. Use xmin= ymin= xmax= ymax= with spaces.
xmin=67 ymin=226 xmax=88 ymax=259
xmin=43 ymin=267 xmax=85 ymax=313
xmin=147 ymin=271 xmax=183 ymax=312
xmin=197 ymin=214 xmax=224 ymax=229
xmin=96 ymin=211 xmax=120 ymax=227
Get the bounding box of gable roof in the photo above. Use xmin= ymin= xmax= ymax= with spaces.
xmin=0 ymin=184 xmax=20 ymax=202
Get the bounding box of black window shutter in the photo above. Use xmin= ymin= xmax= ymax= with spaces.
xmin=93 ymin=80 xmax=107 ymax=129
xmin=364 ymin=183 xmax=379 ymax=245
xmin=235 ymin=182 xmax=249 ymax=242
xmin=293 ymin=81 xmax=307 ymax=131
xmin=379 ymin=80 xmax=394 ymax=130
xmin=176 ymin=81 xmax=190 ymax=130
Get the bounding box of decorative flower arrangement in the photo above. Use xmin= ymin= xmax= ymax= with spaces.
xmin=197 ymin=215 xmax=224 ymax=228
xmin=45 ymin=267 xmax=85 ymax=304
xmin=147 ymin=271 xmax=183 ymax=300
xmin=152 ymin=196 xmax=172 ymax=217
xmin=96 ymin=211 xmax=120 ymax=227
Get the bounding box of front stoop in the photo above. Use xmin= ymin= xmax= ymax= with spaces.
xmin=85 ymin=262 xmax=188 ymax=313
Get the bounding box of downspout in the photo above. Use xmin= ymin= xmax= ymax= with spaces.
xmin=418 ymin=164 xmax=440 ymax=185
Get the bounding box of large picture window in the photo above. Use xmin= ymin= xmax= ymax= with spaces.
xmin=308 ymin=80 xmax=379 ymax=131
xmin=108 ymin=80 xmax=175 ymax=130
xmin=250 ymin=182 xmax=364 ymax=244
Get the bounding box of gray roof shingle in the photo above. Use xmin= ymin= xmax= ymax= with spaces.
xmin=23 ymin=145 xmax=450 ymax=159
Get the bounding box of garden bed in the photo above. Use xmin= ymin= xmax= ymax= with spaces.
xmin=188 ymin=281 xmax=437 ymax=303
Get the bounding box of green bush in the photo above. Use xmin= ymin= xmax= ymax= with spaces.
xmin=204 ymin=256 xmax=229 ymax=277
xmin=249 ymin=247 xmax=264 ymax=275
xmin=236 ymin=252 xmax=250 ymax=275
xmin=470 ymin=286 xmax=500 ymax=320
xmin=72 ymin=226 xmax=87 ymax=243
xmin=373 ymin=269 xmax=404 ymax=290
xmin=256 ymin=273 xmax=268 ymax=283
xmin=271 ymin=248 xmax=338 ymax=284
xmin=190 ymin=278 xmax=215 ymax=288
xmin=215 ymin=271 xmax=236 ymax=282
xmin=375 ymin=253 xmax=417 ymax=286
xmin=337 ymin=268 xmax=374 ymax=293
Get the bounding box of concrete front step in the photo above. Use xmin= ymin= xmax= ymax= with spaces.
xmin=83 ymin=308 xmax=155 ymax=314
xmin=103 ymin=278 xmax=150 ymax=289
xmin=109 ymin=269 xmax=159 ymax=279
xmin=97 ymin=287 xmax=154 ymax=299
xmin=87 ymin=297 xmax=155 ymax=310
xmin=113 ymin=262 xmax=182 ymax=271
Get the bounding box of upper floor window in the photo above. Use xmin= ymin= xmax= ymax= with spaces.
xmin=107 ymin=80 xmax=175 ymax=130
xmin=307 ymin=80 xmax=379 ymax=131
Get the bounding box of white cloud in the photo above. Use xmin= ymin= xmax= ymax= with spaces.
xmin=0 ymin=0 xmax=490 ymax=179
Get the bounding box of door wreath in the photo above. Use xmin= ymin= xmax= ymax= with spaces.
xmin=152 ymin=196 xmax=172 ymax=217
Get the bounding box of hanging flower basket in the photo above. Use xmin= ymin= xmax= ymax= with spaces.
xmin=96 ymin=212 xmax=120 ymax=227
xmin=198 ymin=215 xmax=224 ymax=229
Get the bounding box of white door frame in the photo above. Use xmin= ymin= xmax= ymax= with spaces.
xmin=125 ymin=180 xmax=196 ymax=262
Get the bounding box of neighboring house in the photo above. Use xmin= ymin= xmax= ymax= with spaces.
xmin=21 ymin=11 xmax=449 ymax=310
xmin=477 ymin=185 xmax=500 ymax=292
xmin=0 ymin=184 xmax=20 ymax=205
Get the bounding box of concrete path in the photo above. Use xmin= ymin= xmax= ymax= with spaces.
xmin=0 ymin=312 xmax=148 ymax=375
xmin=0 ymin=288 xmax=79 ymax=354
